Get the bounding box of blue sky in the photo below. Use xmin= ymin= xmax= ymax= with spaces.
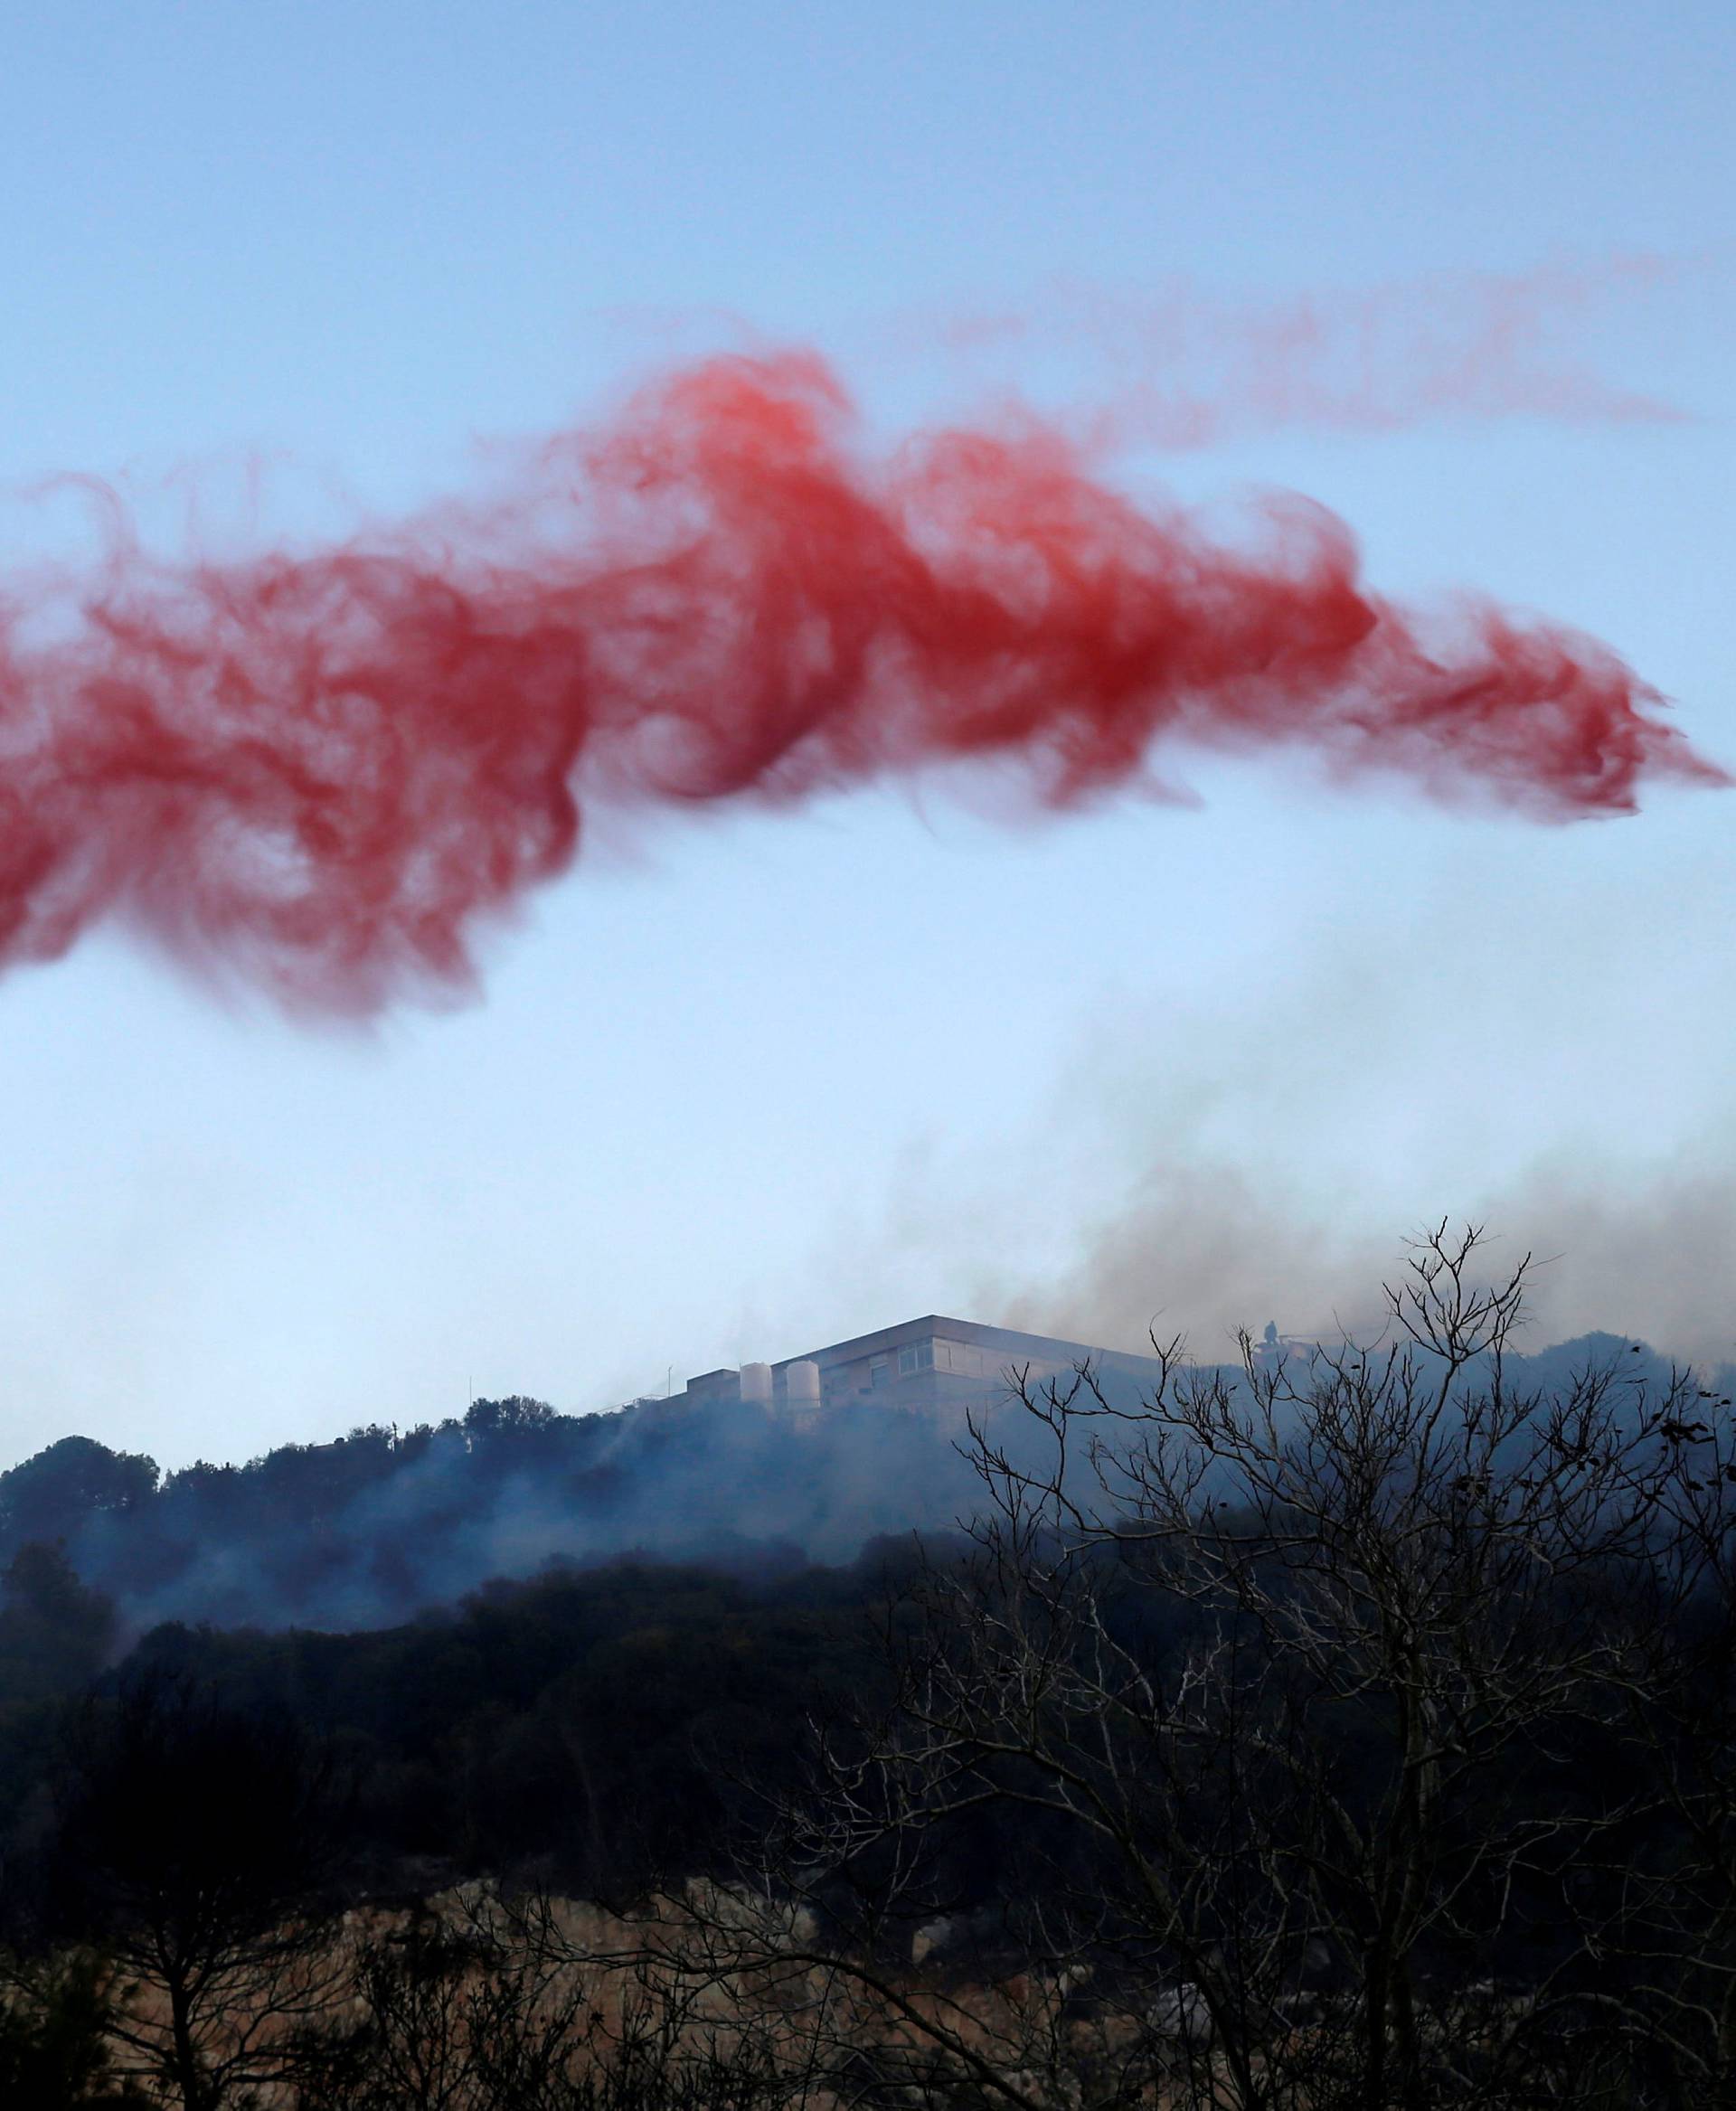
xmin=1 ymin=1 xmax=1732 ymax=1465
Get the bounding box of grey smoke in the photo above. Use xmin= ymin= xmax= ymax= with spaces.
xmin=45 ymin=1390 xmax=1034 ymax=1638
xmin=1002 ymin=1154 xmax=1736 ymax=1373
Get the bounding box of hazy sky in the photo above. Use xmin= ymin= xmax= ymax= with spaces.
xmin=2 ymin=1 xmax=1732 ymax=1468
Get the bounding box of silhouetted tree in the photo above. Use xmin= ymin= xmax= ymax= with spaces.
xmin=0 ymin=1950 xmax=147 ymax=2106
xmin=0 ymin=1543 xmax=117 ymax=1701
xmin=0 ymin=1437 xmax=157 ymax=1556
xmin=38 ymin=1671 xmax=347 ymax=2109
xmin=693 ymin=1226 xmax=1718 ymax=2109
xmin=466 ymin=1397 xmax=559 ymax=1438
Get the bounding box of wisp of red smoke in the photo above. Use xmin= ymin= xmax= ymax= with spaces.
xmin=0 ymin=352 xmax=1722 ymax=1012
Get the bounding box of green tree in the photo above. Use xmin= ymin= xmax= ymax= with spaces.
xmin=0 ymin=1543 xmax=118 ymax=1701
xmin=0 ymin=1437 xmax=158 ymax=1555
xmin=0 ymin=1952 xmax=148 ymax=2107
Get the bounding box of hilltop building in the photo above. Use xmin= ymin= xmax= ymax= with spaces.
xmin=677 ymin=1315 xmax=1170 ymax=1433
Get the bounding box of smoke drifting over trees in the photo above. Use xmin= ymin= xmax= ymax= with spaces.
xmin=0 ymin=1317 xmax=1709 ymax=1644
xmin=0 ymin=1384 xmax=1083 ymax=1638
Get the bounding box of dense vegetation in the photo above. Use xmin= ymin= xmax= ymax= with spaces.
xmin=0 ymin=1392 xmax=1002 ymax=1635
xmin=0 ymin=1333 xmax=1690 ymax=1641
xmin=5 ymin=1247 xmax=1736 ymax=2104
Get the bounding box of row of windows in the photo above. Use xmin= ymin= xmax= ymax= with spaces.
xmin=858 ymin=1340 xmax=993 ymax=1389
xmin=889 ymin=1340 xmax=986 ymax=1378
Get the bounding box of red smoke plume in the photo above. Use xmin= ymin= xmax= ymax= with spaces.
xmin=882 ymin=255 xmax=1692 ymax=449
xmin=0 ymin=352 xmax=1722 ymax=1012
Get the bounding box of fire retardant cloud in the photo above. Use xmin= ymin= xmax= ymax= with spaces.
xmin=0 ymin=351 xmax=1722 ymax=1013
xmin=919 ymin=256 xmax=1694 ymax=449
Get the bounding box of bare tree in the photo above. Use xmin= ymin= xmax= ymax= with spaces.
xmin=34 ymin=1671 xmax=350 ymax=2111
xmin=699 ymin=1225 xmax=1712 ymax=2110
xmin=1585 ymin=1361 xmax=1736 ymax=2101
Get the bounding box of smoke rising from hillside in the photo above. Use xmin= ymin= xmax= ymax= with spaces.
xmin=1005 ymin=1163 xmax=1736 ymax=1374
xmin=23 ymin=1303 xmax=1695 ymax=1642
xmin=0 ymin=346 xmax=1720 ymax=1013
xmin=38 ymin=1395 xmax=1021 ymax=1637
xmin=19 ymin=1274 xmax=1712 ymax=1642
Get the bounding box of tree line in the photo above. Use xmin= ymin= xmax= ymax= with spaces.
xmin=0 ymin=1385 xmax=1002 ymax=1635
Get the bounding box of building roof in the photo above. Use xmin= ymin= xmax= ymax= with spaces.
xmin=774 ymin=1313 xmax=1168 ymax=1382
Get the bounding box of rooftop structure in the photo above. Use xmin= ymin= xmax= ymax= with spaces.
xmin=678 ymin=1315 xmax=1169 ymax=1432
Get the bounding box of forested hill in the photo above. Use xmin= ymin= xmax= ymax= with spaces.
xmin=0 ymin=1552 xmax=910 ymax=1910
xmin=0 ymin=1332 xmax=1697 ymax=1643
xmin=0 ymin=1311 xmax=1728 ymax=2104
xmin=0 ymin=1388 xmax=1001 ymax=1639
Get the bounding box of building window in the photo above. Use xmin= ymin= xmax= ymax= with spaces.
xmin=870 ymin=1357 xmax=890 ymax=1388
xmin=898 ymin=1342 xmax=935 ymax=1377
